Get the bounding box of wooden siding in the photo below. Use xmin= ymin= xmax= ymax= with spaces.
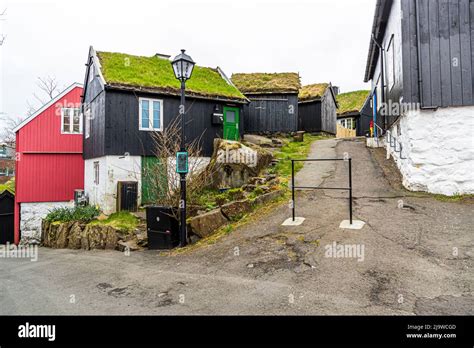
xmin=83 ymin=89 xmax=242 ymax=159
xmin=243 ymin=93 xmax=298 ymax=133
xmin=401 ymin=0 xmax=474 ymax=107
xmin=298 ymin=88 xmax=337 ymax=134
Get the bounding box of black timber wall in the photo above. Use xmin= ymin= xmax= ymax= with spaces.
xmin=401 ymin=0 xmax=474 ymax=107
xmin=243 ymin=93 xmax=298 ymax=133
xmin=298 ymin=101 xmax=322 ymax=132
xmin=84 ymin=88 xmax=242 ymax=159
xmin=298 ymin=88 xmax=337 ymax=134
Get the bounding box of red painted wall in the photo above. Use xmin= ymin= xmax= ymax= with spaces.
xmin=14 ymin=86 xmax=84 ymax=244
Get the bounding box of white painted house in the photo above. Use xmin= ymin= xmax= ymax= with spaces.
xmin=364 ymin=0 xmax=474 ymax=195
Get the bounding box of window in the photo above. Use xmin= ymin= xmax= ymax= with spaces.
xmin=0 ymin=145 xmax=6 ymax=158
xmin=93 ymin=161 xmax=99 ymax=185
xmin=139 ymin=98 xmax=163 ymax=131
xmin=386 ymin=34 xmax=395 ymax=91
xmin=85 ymin=105 xmax=91 ymax=139
xmin=338 ymin=118 xmax=356 ymax=130
xmin=61 ymin=108 xmax=82 ymax=134
xmin=89 ymin=64 xmax=95 ymax=83
xmin=0 ymin=167 xmax=6 ymax=176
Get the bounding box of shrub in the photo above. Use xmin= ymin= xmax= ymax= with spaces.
xmin=45 ymin=205 xmax=101 ymax=223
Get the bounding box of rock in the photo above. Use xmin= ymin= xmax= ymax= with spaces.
xmin=248 ymin=177 xmax=266 ymax=185
xmin=293 ymin=131 xmax=305 ymax=142
xmin=253 ymin=190 xmax=285 ymax=206
xmin=207 ymin=139 xmax=273 ymax=189
xmin=117 ymin=240 xmax=140 ymax=252
xmin=242 ymin=184 xmax=257 ymax=192
xmin=247 ymin=263 xmax=254 ymax=268
xmin=135 ymin=232 xmax=148 ymax=247
xmin=243 ymin=134 xmax=273 ymax=147
xmin=265 ymin=174 xmax=277 ymax=181
xmin=258 ymin=185 xmax=271 ymax=193
xmin=221 ymin=199 xmax=252 ymax=221
xmin=189 ymin=209 xmax=229 ymax=238
xmin=55 ymin=222 xmax=74 ymax=248
xmin=67 ymin=222 xmax=83 ymax=249
xmin=131 ymin=211 xmax=146 ymax=220
xmin=97 ymin=214 xmax=109 ymax=221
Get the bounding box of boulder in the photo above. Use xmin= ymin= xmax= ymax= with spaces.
xmin=55 ymin=222 xmax=74 ymax=248
xmin=207 ymin=139 xmax=273 ymax=189
xmin=292 ymin=131 xmax=305 ymax=142
xmin=243 ymin=134 xmax=273 ymax=147
xmin=189 ymin=209 xmax=229 ymax=238
xmin=253 ymin=190 xmax=285 ymax=206
xmin=221 ymin=199 xmax=252 ymax=221
xmin=67 ymin=222 xmax=84 ymax=249
xmin=117 ymin=240 xmax=140 ymax=252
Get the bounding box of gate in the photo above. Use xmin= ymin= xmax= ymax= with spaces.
xmin=0 ymin=190 xmax=14 ymax=244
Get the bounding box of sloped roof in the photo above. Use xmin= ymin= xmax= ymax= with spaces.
xmin=231 ymin=72 xmax=301 ymax=94
xmin=337 ymin=90 xmax=371 ymax=116
xmin=13 ymin=83 xmax=83 ymax=133
xmin=96 ymin=51 xmax=247 ymax=103
xmin=298 ymin=83 xmax=330 ymax=102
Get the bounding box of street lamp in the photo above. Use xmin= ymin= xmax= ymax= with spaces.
xmin=171 ymin=49 xmax=195 ymax=247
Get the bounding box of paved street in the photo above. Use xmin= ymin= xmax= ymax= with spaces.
xmin=1 ymin=138 xmax=473 ymax=315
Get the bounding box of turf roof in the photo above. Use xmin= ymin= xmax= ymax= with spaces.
xmin=298 ymin=83 xmax=330 ymax=102
xmin=96 ymin=51 xmax=247 ymax=102
xmin=336 ymin=90 xmax=371 ymax=116
xmin=231 ymin=73 xmax=301 ymax=94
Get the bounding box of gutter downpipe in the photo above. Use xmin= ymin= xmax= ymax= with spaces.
xmin=371 ymin=33 xmax=386 ymax=131
xmin=414 ymin=0 xmax=425 ymax=109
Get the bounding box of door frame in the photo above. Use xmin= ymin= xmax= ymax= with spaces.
xmin=223 ymin=106 xmax=240 ymax=141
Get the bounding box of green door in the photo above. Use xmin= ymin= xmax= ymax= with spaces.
xmin=141 ymin=157 xmax=167 ymax=204
xmin=223 ymin=107 xmax=240 ymax=141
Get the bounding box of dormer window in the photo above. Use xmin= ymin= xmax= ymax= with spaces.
xmin=61 ymin=108 xmax=82 ymax=134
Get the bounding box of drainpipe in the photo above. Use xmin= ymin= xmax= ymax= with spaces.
xmin=371 ymin=34 xmax=386 ymax=130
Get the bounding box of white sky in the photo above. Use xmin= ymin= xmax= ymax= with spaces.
xmin=0 ymin=0 xmax=376 ymax=132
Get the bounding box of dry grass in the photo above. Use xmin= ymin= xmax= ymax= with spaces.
xmin=298 ymin=83 xmax=329 ymax=102
xmin=231 ymin=72 xmax=301 ymax=94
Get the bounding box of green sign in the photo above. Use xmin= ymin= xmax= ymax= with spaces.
xmin=176 ymin=152 xmax=188 ymax=174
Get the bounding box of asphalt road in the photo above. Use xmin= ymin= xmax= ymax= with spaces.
xmin=1 ymin=138 xmax=472 ymax=315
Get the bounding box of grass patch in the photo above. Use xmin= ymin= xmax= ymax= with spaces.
xmin=336 ymin=90 xmax=371 ymax=115
xmin=0 ymin=178 xmax=15 ymax=194
xmin=97 ymin=51 xmax=246 ymax=101
xmin=231 ymin=72 xmax=301 ymax=94
xmin=270 ymin=134 xmax=331 ymax=184
xmin=88 ymin=211 xmax=139 ymax=231
xmin=44 ymin=205 xmax=101 ymax=223
xmin=299 ymin=83 xmax=329 ymax=102
xmin=427 ymin=193 xmax=474 ymax=203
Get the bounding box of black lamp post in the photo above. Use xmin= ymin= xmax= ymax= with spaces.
xmin=171 ymin=49 xmax=195 ymax=247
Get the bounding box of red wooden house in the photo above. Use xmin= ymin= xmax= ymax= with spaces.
xmin=14 ymin=83 xmax=84 ymax=244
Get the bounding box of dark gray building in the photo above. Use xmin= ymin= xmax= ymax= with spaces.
xmin=298 ymin=83 xmax=338 ymax=134
xmin=231 ymin=72 xmax=301 ymax=134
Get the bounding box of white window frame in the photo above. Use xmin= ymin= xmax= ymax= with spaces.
xmin=61 ymin=107 xmax=83 ymax=134
xmin=93 ymin=161 xmax=99 ymax=185
xmin=139 ymin=97 xmax=164 ymax=131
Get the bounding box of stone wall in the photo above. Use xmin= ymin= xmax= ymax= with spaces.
xmin=386 ymin=106 xmax=474 ymax=195
xmin=20 ymin=201 xmax=74 ymax=244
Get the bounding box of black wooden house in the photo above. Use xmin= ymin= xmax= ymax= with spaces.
xmin=298 ymin=83 xmax=338 ymax=134
xmin=231 ymin=73 xmax=301 ymax=134
xmin=81 ymin=47 xmax=248 ymax=213
xmin=336 ymin=90 xmax=372 ymax=136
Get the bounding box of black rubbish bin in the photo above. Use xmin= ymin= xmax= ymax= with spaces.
xmin=146 ymin=206 xmax=180 ymax=250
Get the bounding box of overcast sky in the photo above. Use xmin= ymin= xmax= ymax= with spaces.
xmin=0 ymin=0 xmax=375 ymax=134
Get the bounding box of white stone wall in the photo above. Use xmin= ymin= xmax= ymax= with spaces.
xmin=20 ymin=201 xmax=74 ymax=244
xmin=85 ymin=156 xmax=142 ymax=215
xmin=386 ymin=106 xmax=474 ymax=195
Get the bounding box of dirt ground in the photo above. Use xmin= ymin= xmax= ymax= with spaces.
xmin=1 ymin=138 xmax=472 ymax=315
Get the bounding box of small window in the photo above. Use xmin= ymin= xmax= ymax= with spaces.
xmin=93 ymin=161 xmax=99 ymax=185
xmin=0 ymin=145 xmax=6 ymax=157
xmin=85 ymin=105 xmax=91 ymax=139
xmin=0 ymin=167 xmax=6 ymax=176
xmin=139 ymin=98 xmax=163 ymax=131
xmin=89 ymin=64 xmax=95 ymax=83
xmin=386 ymin=34 xmax=395 ymax=91
xmin=61 ymin=107 xmax=82 ymax=134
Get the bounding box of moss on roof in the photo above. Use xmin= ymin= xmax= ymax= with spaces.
xmin=336 ymin=90 xmax=371 ymax=116
xmin=231 ymin=73 xmax=301 ymax=94
xmin=96 ymin=51 xmax=246 ymax=102
xmin=298 ymin=83 xmax=329 ymax=102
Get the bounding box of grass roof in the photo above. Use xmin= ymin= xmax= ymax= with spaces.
xmin=298 ymin=83 xmax=329 ymax=102
xmin=336 ymin=90 xmax=371 ymax=116
xmin=231 ymin=73 xmax=301 ymax=94
xmin=0 ymin=178 xmax=15 ymax=194
xmin=96 ymin=51 xmax=247 ymax=102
